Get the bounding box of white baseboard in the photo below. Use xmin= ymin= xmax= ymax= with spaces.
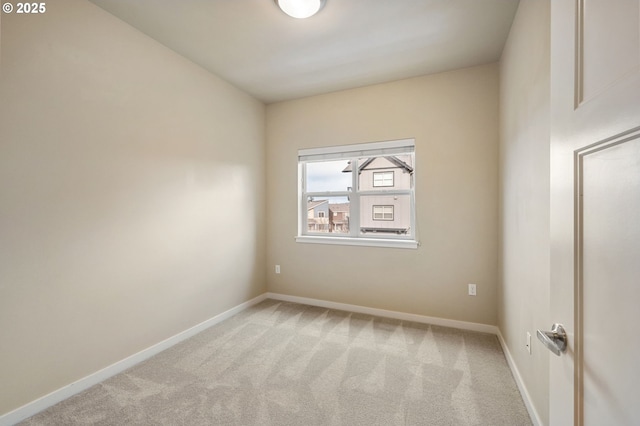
xmin=496 ymin=330 xmax=544 ymax=426
xmin=2 ymin=292 xmax=540 ymax=426
xmin=0 ymin=293 xmax=268 ymax=426
xmin=266 ymin=292 xmax=499 ymax=334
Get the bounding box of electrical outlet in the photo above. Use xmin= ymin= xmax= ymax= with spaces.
xmin=468 ymin=283 xmax=477 ymax=296
xmin=275 ymin=265 xmax=281 ymax=274
xmin=526 ymin=332 xmax=532 ymax=354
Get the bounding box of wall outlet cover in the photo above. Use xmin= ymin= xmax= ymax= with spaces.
xmin=468 ymin=283 xmax=477 ymax=296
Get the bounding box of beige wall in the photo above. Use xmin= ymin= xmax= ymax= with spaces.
xmin=266 ymin=64 xmax=500 ymax=325
xmin=498 ymin=0 xmax=551 ymax=423
xmin=0 ymin=0 xmax=265 ymax=415
xmin=0 ymin=0 xmax=553 ymax=419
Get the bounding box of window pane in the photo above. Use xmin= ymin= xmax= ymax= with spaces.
xmin=297 ymin=140 xmax=416 ymax=245
xmin=358 ymin=155 xmax=413 ymax=191
xmin=360 ymin=195 xmax=410 ymax=235
xmin=305 ymin=160 xmax=352 ymax=192
xmin=306 ymin=196 xmax=350 ymax=234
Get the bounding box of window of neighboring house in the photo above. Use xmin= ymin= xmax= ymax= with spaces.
xmin=373 ymin=171 xmax=394 ymax=187
xmin=373 ymin=205 xmax=394 ymax=221
xmin=296 ymin=138 xmax=417 ymax=249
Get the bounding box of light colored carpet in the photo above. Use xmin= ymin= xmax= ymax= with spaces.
xmin=20 ymin=299 xmax=532 ymax=425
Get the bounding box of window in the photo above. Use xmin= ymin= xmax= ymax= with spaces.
xmin=373 ymin=205 xmax=394 ymax=221
xmin=373 ymin=171 xmax=394 ymax=187
xmin=297 ymin=139 xmax=417 ymax=249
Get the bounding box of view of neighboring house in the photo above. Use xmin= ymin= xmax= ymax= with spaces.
xmin=356 ymin=155 xmax=413 ymax=234
xmin=307 ymin=155 xmax=413 ymax=235
xmin=307 ymin=200 xmax=330 ymax=232
xmin=329 ymin=203 xmax=350 ymax=233
xmin=307 ymin=200 xmax=350 ymax=233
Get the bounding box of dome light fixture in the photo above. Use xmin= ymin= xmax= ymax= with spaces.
xmin=275 ymin=0 xmax=326 ymax=19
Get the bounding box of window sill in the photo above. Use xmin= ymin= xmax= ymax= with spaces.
xmin=295 ymin=235 xmax=419 ymax=249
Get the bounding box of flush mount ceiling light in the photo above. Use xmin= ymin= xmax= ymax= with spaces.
xmin=275 ymin=0 xmax=326 ymax=19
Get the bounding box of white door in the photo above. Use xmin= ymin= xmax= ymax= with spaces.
xmin=549 ymin=0 xmax=640 ymax=425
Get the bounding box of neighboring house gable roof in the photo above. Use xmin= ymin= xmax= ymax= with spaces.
xmin=329 ymin=203 xmax=349 ymax=213
xmin=307 ymin=200 xmax=328 ymax=210
xmin=341 ymin=156 xmax=413 ymax=173
xmin=384 ymin=156 xmax=413 ymax=173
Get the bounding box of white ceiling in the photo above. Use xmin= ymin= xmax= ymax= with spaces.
xmin=88 ymin=0 xmax=520 ymax=104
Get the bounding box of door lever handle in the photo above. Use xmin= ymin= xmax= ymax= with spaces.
xmin=536 ymin=323 xmax=567 ymax=356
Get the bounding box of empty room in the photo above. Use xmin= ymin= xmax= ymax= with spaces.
xmin=1 ymin=0 xmax=639 ymax=425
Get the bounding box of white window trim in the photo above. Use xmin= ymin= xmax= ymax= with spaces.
xmin=297 ymin=139 xmax=418 ymax=249
xmin=299 ymin=138 xmax=414 ymax=160
xmin=295 ymin=235 xmax=419 ymax=249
